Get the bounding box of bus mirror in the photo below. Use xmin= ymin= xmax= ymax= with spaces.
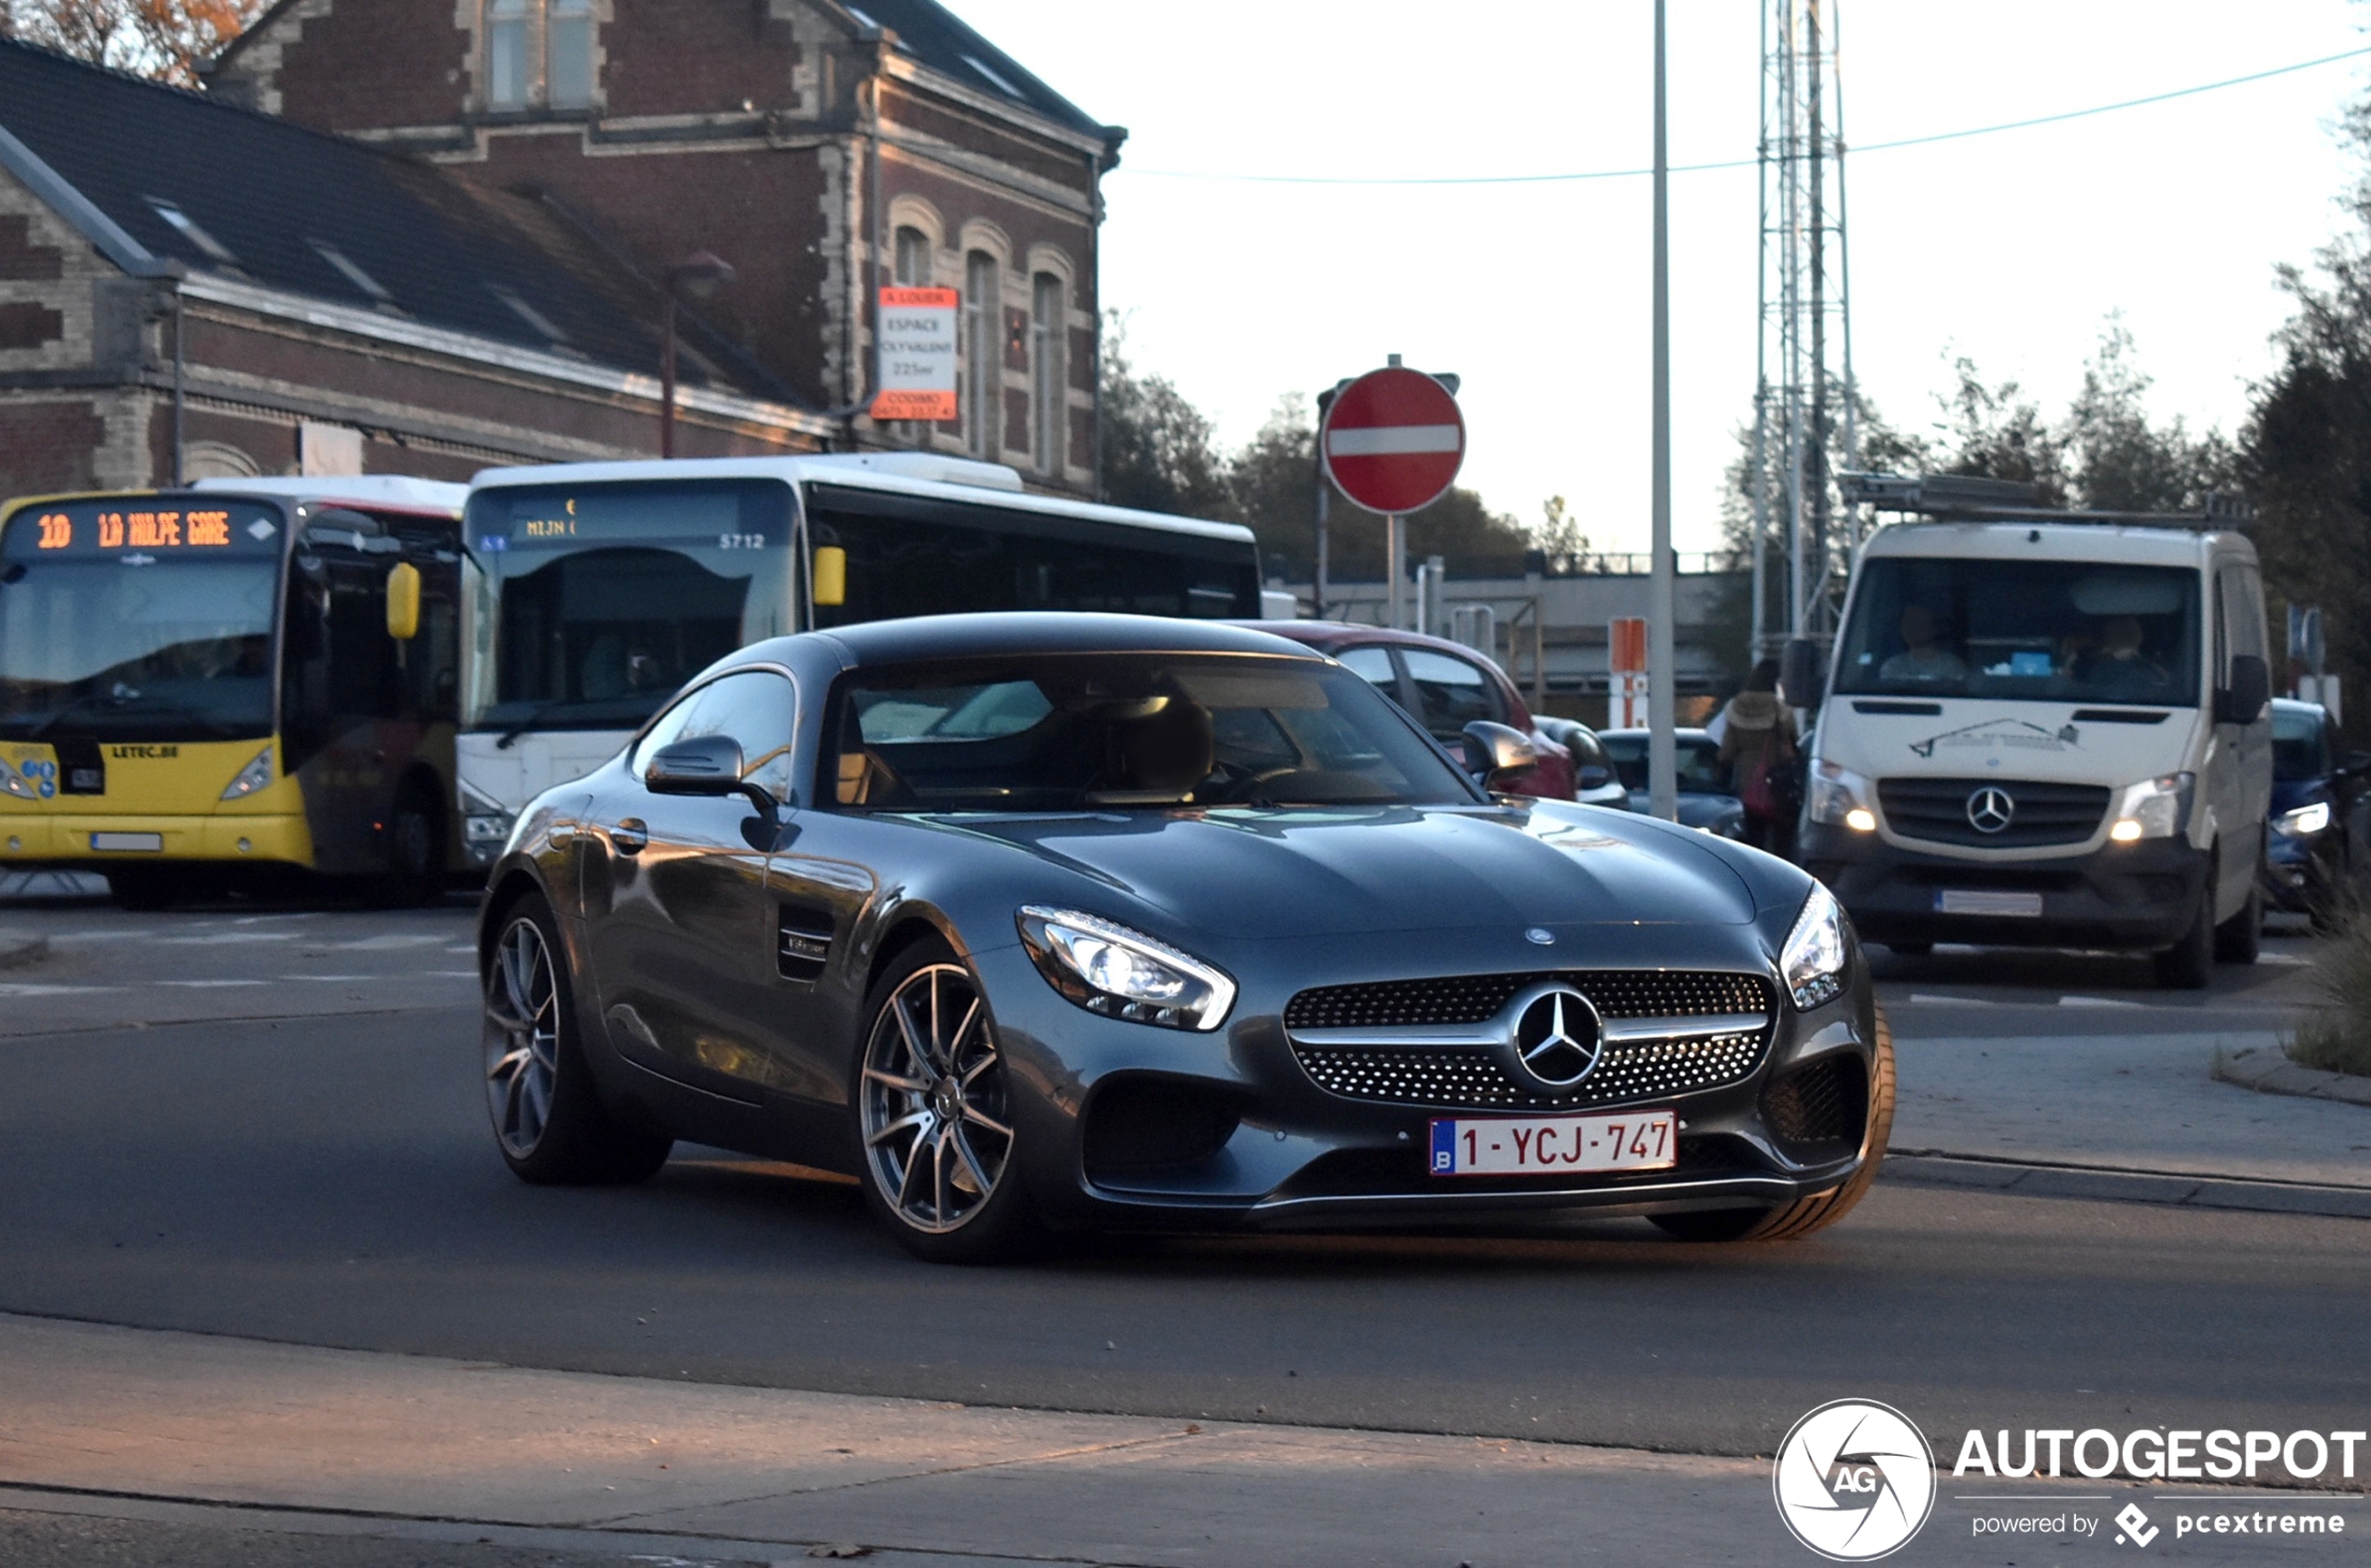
xmin=386 ymin=562 xmax=422 ymax=641
xmin=1781 ymin=637 xmax=1827 ymax=711
xmin=813 ymin=545 xmax=847 ymax=608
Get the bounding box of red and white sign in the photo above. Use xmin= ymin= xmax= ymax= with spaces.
xmin=1610 ymin=617 xmax=1648 ymax=728
xmin=1320 ymin=366 xmax=1466 ymax=515
xmin=869 ymin=287 xmax=960 ymax=423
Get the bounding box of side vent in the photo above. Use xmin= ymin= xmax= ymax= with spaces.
xmin=778 ymin=903 xmax=835 ymax=982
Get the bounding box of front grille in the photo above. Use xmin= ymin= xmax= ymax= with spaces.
xmin=1877 ymin=777 xmax=2111 ymax=848
xmin=1284 ymin=971 xmax=1775 ymax=1112
xmin=1284 ymin=971 xmax=1770 ymax=1030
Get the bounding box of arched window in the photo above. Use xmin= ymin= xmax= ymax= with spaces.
xmin=893 ymin=227 xmax=932 ymax=287
xmin=1031 ymin=272 xmax=1064 ymax=475
xmin=964 ymin=250 xmax=999 ymax=458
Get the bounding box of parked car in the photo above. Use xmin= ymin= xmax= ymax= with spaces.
xmin=1242 ymin=622 xmax=1580 ymax=800
xmin=2266 ymin=697 xmax=2369 ymax=924
xmin=478 ymin=613 xmax=1889 ymax=1260
xmin=1533 ymin=715 xmax=1635 ymax=809
xmin=1599 ymin=728 xmax=1749 ymax=838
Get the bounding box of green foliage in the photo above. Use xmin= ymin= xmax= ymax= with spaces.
xmin=2288 ymin=899 xmax=2371 ymax=1077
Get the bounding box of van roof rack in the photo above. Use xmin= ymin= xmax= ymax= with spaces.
xmin=1839 ymin=470 xmax=2253 ymax=530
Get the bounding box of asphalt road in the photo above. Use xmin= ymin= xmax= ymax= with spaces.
xmin=0 ymin=896 xmax=2364 ymax=1463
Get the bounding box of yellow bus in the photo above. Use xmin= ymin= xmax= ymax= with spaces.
xmin=0 ymin=476 xmax=467 ymax=908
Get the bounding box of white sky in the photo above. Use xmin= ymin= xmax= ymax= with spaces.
xmin=953 ymin=0 xmax=2369 ymax=554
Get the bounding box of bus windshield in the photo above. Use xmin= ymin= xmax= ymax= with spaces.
xmin=1834 ymin=555 xmax=2203 ymax=706
xmin=807 ymin=484 xmax=1258 ymax=626
xmin=0 ymin=498 xmax=285 ymax=741
xmin=464 ymin=480 xmax=794 ymax=734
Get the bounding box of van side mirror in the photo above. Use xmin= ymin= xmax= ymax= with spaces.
xmin=1462 ymin=720 xmax=1540 ymax=790
xmin=1781 ymin=637 xmax=1827 ymax=711
xmin=2217 ymin=654 xmax=2269 ymax=725
xmin=645 ymin=735 xmax=785 ymax=821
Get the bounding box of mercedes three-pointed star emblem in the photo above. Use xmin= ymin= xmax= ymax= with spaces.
xmin=1506 ymin=985 xmax=1605 ymax=1092
xmin=1964 ymin=786 xmax=2015 ymax=835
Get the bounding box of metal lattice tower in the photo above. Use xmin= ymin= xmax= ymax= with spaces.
xmin=1749 ymin=0 xmax=1859 ymax=654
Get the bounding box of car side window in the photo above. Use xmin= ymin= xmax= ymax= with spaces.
xmin=1401 ymin=649 xmax=1502 ymax=741
xmin=632 ymin=670 xmax=798 ymax=799
xmin=1335 ymin=645 xmax=1399 ymax=702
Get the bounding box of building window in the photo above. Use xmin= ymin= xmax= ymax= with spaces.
xmin=893 ymin=227 xmax=932 ymax=287
xmin=1031 ymin=272 xmax=1064 ymax=474
xmin=484 ymin=0 xmax=596 ymax=112
xmin=964 ymin=250 xmax=998 ymax=458
xmin=547 ymin=0 xmax=594 ymax=108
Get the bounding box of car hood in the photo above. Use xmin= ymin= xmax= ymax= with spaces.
xmin=933 ymin=802 xmax=1760 ymax=940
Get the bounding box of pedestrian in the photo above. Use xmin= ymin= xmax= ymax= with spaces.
xmin=1718 ymin=659 xmax=1797 ymax=855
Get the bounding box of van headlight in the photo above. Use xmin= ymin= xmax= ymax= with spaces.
xmin=219 ymin=745 xmax=274 ymax=801
xmin=1780 ymin=883 xmax=1849 ymax=1010
xmin=2275 ymin=800 xmax=2332 ymax=838
xmin=1017 ymin=906 xmax=1235 ymax=1031
xmin=1807 ymin=761 xmax=1876 ymax=833
xmin=2109 ymin=773 xmax=2193 ymax=843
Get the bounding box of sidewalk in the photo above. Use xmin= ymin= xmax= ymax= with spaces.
xmin=0 ymin=1312 xmax=2349 ymax=1567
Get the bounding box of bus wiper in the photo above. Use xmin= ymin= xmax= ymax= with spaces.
xmin=25 ymin=694 xmax=126 ymax=738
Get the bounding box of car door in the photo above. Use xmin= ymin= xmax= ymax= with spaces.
xmin=586 ymin=668 xmax=796 ymax=1093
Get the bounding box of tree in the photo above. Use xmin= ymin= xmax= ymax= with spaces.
xmin=1097 ymin=315 xmax=1230 ymax=522
xmin=4 ymin=0 xmax=262 ymax=86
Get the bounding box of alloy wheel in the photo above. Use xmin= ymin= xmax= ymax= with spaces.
xmin=484 ymin=916 xmax=560 ymax=1157
xmin=859 ymin=962 xmax=1015 ymax=1234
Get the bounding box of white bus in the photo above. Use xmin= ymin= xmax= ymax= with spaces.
xmin=455 ymin=454 xmax=1262 ymax=860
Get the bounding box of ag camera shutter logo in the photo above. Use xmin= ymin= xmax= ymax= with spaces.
xmin=1774 ymin=1399 xmax=1937 ymax=1560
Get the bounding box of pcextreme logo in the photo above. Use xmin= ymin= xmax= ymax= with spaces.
xmin=1774 ymin=1399 xmax=1938 ymax=1561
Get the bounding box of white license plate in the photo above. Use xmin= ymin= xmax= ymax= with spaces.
xmin=1429 ymin=1110 xmax=1677 ymax=1177
xmin=90 ymin=832 xmax=162 ymax=852
xmin=1933 ymin=889 xmax=2042 ymax=917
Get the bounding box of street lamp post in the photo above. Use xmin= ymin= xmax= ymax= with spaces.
xmin=659 ymin=251 xmax=737 ymax=458
xmin=1647 ymin=0 xmax=1677 ymax=822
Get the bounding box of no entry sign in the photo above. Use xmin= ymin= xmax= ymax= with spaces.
xmin=1321 ymin=366 xmax=1466 ymax=515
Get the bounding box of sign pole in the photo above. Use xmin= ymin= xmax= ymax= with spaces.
xmin=1387 ymin=513 xmax=1405 ymax=629
xmin=1647 ymin=0 xmax=1678 ymax=822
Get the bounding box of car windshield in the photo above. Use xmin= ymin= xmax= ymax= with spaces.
xmin=1601 ymin=734 xmax=1728 ymax=794
xmin=0 ymin=498 xmax=284 ymax=741
xmin=464 ymin=480 xmax=794 ymax=734
xmin=2274 ymin=706 xmax=2327 ymax=782
xmin=830 ymin=652 xmax=1481 ymax=811
xmin=1834 ymin=555 xmax=2201 ymax=705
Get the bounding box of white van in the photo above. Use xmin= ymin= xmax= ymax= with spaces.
xmin=1790 ymin=499 xmax=2272 ymax=988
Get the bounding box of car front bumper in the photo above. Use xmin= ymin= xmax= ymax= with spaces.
xmin=1799 ymin=822 xmax=2207 ymax=950
xmin=971 ymin=929 xmax=1881 ymax=1232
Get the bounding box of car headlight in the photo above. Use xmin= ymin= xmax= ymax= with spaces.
xmin=2276 ymin=800 xmax=2333 ymax=838
xmin=1017 ymin=905 xmax=1236 ymax=1031
xmin=2109 ymin=772 xmax=2193 ymax=843
xmin=1807 ymin=761 xmax=1875 ymax=832
xmin=1780 ymin=883 xmax=1849 ymax=1011
xmin=219 ymin=745 xmax=274 ymax=801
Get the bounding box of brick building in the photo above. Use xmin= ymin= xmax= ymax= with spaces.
xmin=0 ymin=2 xmax=1120 ymax=496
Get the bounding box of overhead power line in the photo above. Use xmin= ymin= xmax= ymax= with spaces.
xmin=1122 ymin=44 xmax=2371 ymax=188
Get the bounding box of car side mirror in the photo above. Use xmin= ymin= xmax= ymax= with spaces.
xmin=2216 ymin=654 xmax=2269 ymax=725
xmin=1462 ymin=721 xmax=1539 ymax=789
xmin=646 ymin=735 xmax=788 ymax=824
xmin=1577 ymin=763 xmax=1612 ymax=791
xmin=1782 ymin=637 xmax=1827 ymax=712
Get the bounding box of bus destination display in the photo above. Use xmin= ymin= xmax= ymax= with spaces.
xmin=4 ymin=499 xmax=283 ymax=559
xmin=469 ymin=483 xmax=787 ymax=555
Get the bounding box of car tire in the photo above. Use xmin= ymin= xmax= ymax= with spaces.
xmin=1650 ymin=1007 xmax=1896 ymax=1243
xmin=2213 ymin=875 xmax=2262 ymax=965
xmin=852 ymin=936 xmax=1041 ymax=1265
xmin=2154 ymin=877 xmax=2215 ymax=989
xmin=483 ymin=892 xmax=672 ymax=1185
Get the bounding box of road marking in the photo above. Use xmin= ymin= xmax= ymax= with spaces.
xmin=281 ymin=974 xmax=375 ymax=982
xmin=156 ymin=979 xmax=268 ymax=988
xmin=325 ymin=934 xmax=448 ymax=950
xmin=2257 ymin=952 xmax=2311 ymax=966
xmin=156 ymin=932 xmax=297 ymax=945
xmin=2060 ymin=995 xmax=2145 ymax=1009
xmin=0 ymin=982 xmax=106 ymax=995
xmin=423 ymin=969 xmax=479 ymax=978
xmin=1906 ymin=993 xmax=1996 ymax=1006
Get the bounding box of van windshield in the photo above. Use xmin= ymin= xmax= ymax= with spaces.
xmin=1835 ymin=556 xmax=2201 ymax=706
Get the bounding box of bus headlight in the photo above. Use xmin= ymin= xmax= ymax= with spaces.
xmin=2110 ymin=773 xmax=2192 ymax=842
xmin=1780 ymin=883 xmax=1849 ymax=1010
xmin=1807 ymin=761 xmax=1875 ymax=832
xmin=2276 ymin=800 xmax=2332 ymax=838
xmin=219 ymin=746 xmax=275 ymax=801
xmin=0 ymin=761 xmax=35 ymax=801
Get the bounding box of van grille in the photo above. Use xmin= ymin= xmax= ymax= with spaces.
xmin=1877 ymin=777 xmax=2110 ymax=848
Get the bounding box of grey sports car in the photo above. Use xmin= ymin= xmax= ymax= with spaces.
xmin=477 ymin=613 xmax=1890 ymax=1262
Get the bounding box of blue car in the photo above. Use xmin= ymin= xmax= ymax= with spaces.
xmin=2266 ymin=698 xmax=2368 ymax=924
xmin=1599 ymin=728 xmax=1748 ymax=839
